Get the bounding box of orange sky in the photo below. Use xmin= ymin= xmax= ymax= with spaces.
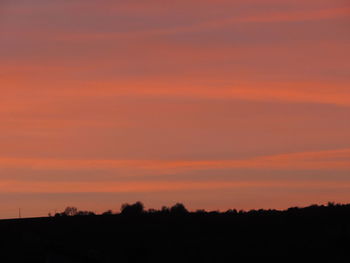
xmin=0 ymin=0 xmax=350 ymax=218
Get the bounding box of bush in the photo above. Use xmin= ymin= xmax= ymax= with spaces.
xmin=121 ymin=202 xmax=144 ymax=215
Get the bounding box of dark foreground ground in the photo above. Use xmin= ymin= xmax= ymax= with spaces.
xmin=1 ymin=204 xmax=350 ymax=263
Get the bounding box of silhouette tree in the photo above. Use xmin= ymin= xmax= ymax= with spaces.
xmin=161 ymin=206 xmax=170 ymax=214
xmin=170 ymin=203 xmax=188 ymax=215
xmin=76 ymin=210 xmax=95 ymax=216
xmin=225 ymin=209 xmax=238 ymax=214
xmin=63 ymin=206 xmax=78 ymax=216
xmin=121 ymin=201 xmax=144 ymax=215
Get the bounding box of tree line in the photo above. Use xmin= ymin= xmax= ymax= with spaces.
xmin=52 ymin=201 xmax=346 ymax=217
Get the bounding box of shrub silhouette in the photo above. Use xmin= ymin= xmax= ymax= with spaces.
xmin=63 ymin=206 xmax=78 ymax=216
xmin=121 ymin=201 xmax=144 ymax=215
xmin=170 ymin=203 xmax=188 ymax=215
xmin=54 ymin=207 xmax=94 ymax=217
xmin=76 ymin=210 xmax=95 ymax=216
xmin=161 ymin=206 xmax=170 ymax=214
xmin=102 ymin=210 xmax=113 ymax=215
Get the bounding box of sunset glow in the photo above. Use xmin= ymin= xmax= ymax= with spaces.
xmin=0 ymin=0 xmax=349 ymax=218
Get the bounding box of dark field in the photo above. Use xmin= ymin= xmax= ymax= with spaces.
xmin=1 ymin=204 xmax=350 ymax=263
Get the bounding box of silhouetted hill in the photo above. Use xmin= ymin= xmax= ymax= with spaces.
xmin=1 ymin=203 xmax=350 ymax=262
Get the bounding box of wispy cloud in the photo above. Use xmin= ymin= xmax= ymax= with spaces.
xmin=52 ymin=7 xmax=350 ymax=41
xmin=2 ymin=180 xmax=350 ymax=194
xmin=0 ymin=148 xmax=349 ymax=174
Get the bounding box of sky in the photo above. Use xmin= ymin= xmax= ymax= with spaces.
xmin=0 ymin=0 xmax=349 ymax=218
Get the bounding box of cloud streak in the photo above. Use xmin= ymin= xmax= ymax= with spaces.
xmin=1 ymin=180 xmax=350 ymax=194
xmin=0 ymin=148 xmax=349 ymax=175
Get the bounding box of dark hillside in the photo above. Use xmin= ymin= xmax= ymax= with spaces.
xmin=1 ymin=204 xmax=350 ymax=263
